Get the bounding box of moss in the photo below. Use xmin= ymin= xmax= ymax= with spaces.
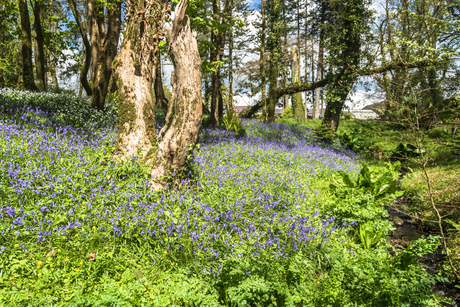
xmin=143 ymin=99 xmax=157 ymax=145
xmin=117 ymin=79 xmax=137 ymax=136
xmin=112 ymin=59 xmax=122 ymax=70
xmin=144 ymin=145 xmax=158 ymax=164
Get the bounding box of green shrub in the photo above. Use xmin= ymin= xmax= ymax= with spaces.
xmin=281 ymin=107 xmax=293 ymax=118
xmin=316 ymin=251 xmax=438 ymax=306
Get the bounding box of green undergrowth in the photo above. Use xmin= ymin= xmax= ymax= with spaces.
xmin=278 ymin=116 xmax=460 ymax=291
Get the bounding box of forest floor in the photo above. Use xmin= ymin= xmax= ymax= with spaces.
xmin=0 ymin=88 xmax=458 ymax=306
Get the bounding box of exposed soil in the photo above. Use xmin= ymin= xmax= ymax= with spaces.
xmin=387 ymin=205 xmax=460 ymax=306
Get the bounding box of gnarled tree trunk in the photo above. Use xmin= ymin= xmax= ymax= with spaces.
xmin=114 ymin=0 xmax=202 ymax=189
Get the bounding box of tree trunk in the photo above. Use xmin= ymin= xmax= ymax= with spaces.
xmin=114 ymin=0 xmax=201 ymax=189
xmin=291 ymin=46 xmax=305 ymax=122
xmin=267 ymin=0 xmax=282 ymax=122
xmin=18 ymin=0 xmax=37 ymax=91
xmin=321 ymin=0 xmax=363 ymax=132
xmin=228 ymin=7 xmax=234 ymax=112
xmin=50 ymin=65 xmax=59 ymax=89
xmin=260 ymin=0 xmax=267 ymax=122
xmin=149 ymin=2 xmax=202 ymax=188
xmin=91 ymin=0 xmax=121 ymax=110
xmin=210 ymin=0 xmax=222 ymax=126
xmin=154 ymin=52 xmax=168 ymax=109
xmin=88 ymin=0 xmax=104 ymax=88
xmin=68 ymin=0 xmax=92 ymax=96
xmin=314 ymin=36 xmax=323 ymax=119
xmin=32 ymin=0 xmax=46 ymax=91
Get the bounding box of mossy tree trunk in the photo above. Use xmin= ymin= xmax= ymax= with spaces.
xmin=291 ymin=46 xmax=305 ymax=123
xmin=259 ymin=0 xmax=267 ymax=122
xmin=32 ymin=0 xmax=46 ymax=91
xmin=321 ymin=0 xmax=365 ymax=132
xmin=18 ymin=0 xmax=38 ymax=91
xmin=114 ymin=0 xmax=202 ymax=189
xmin=267 ymin=0 xmax=282 ymax=122
xmin=90 ymin=0 xmax=121 ymax=110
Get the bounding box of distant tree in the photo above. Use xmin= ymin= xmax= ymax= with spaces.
xmin=0 ymin=0 xmax=20 ymax=87
xmin=321 ymin=0 xmax=372 ymax=131
xmin=68 ymin=0 xmax=122 ymax=110
xmin=18 ymin=0 xmax=38 ymax=91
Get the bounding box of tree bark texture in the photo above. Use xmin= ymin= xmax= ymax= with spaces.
xmin=291 ymin=47 xmax=305 ymax=122
xmin=148 ymin=13 xmax=202 ymax=187
xmin=321 ymin=0 xmax=363 ymax=132
xmin=32 ymin=0 xmax=46 ymax=91
xmin=113 ymin=0 xmax=166 ymax=158
xmin=314 ymin=39 xmax=323 ymax=119
xmin=260 ymin=0 xmax=267 ymax=122
xmin=114 ymin=0 xmax=202 ymax=189
xmin=267 ymin=0 xmax=282 ymax=122
xmin=88 ymin=0 xmax=104 ymax=87
xmin=18 ymin=0 xmax=38 ymax=91
xmin=91 ymin=0 xmax=121 ymax=110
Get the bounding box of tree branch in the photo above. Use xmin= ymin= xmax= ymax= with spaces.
xmin=240 ymin=59 xmax=438 ymax=119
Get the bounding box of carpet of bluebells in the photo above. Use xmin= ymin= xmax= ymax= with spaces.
xmin=0 ymin=89 xmax=440 ymax=306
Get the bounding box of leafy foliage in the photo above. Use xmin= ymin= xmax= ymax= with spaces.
xmin=330 ymin=162 xmax=402 ymax=199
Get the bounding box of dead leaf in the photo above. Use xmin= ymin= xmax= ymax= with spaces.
xmin=88 ymin=253 xmax=96 ymax=261
xmin=46 ymin=249 xmax=56 ymax=257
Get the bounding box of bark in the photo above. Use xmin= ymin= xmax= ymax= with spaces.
xmin=114 ymin=0 xmax=201 ymax=189
xmin=68 ymin=0 xmax=92 ymax=96
xmin=154 ymin=52 xmax=168 ymax=109
xmin=113 ymin=0 xmax=165 ymax=158
xmin=91 ymin=0 xmax=121 ymax=110
xmin=313 ymin=4 xmax=325 ymax=120
xmin=260 ymin=0 xmax=267 ymax=122
xmin=291 ymin=46 xmax=305 ymax=122
xmin=88 ymin=0 xmax=104 ymax=88
xmin=210 ymin=0 xmax=223 ymax=126
xmin=18 ymin=0 xmax=38 ymax=91
xmin=148 ymin=1 xmax=202 ymax=188
xmin=267 ymin=0 xmax=282 ymax=122
xmin=228 ymin=7 xmax=234 ymax=112
xmin=314 ymin=38 xmax=323 ymax=119
xmin=210 ymin=0 xmax=232 ymax=125
xmin=32 ymin=0 xmax=46 ymax=91
xmin=50 ymin=65 xmax=59 ymax=89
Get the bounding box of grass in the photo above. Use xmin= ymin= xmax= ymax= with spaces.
xmin=0 ymin=89 xmax=450 ymax=306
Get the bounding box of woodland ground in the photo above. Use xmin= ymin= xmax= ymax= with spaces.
xmin=0 ymin=89 xmax=457 ymax=306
